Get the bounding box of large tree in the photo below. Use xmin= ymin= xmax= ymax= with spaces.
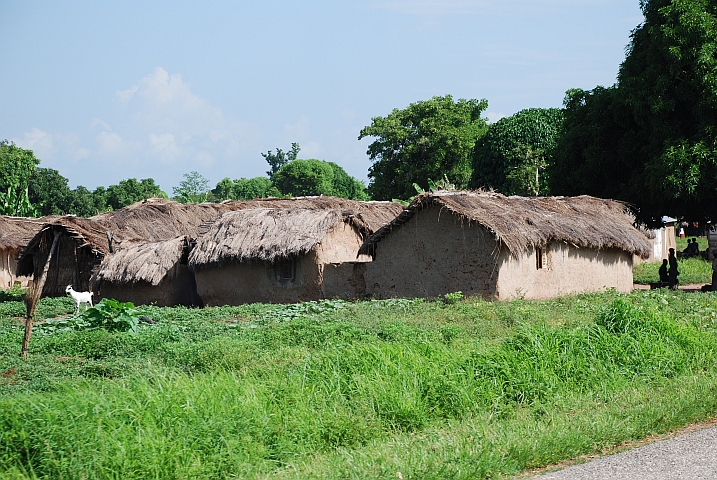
xmin=272 ymin=159 xmax=369 ymax=199
xmin=262 ymin=143 xmax=300 ymax=179
xmin=0 ymin=141 xmax=40 ymax=216
xmin=359 ymin=95 xmax=489 ymax=200
xmin=28 ymin=167 xmax=73 ymax=216
xmin=550 ymin=0 xmax=717 ymax=221
xmin=107 ymin=178 xmax=164 ymax=209
xmin=471 ymin=108 xmax=562 ymax=196
xmin=172 ymin=172 xmax=209 ymax=204
xmin=212 ymin=176 xmax=275 ymax=201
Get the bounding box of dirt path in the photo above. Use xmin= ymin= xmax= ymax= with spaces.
xmin=633 ymin=283 xmax=709 ymax=292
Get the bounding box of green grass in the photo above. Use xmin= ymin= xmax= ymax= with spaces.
xmin=1 ymin=290 xmax=717 ymax=478
xmin=633 ymin=257 xmax=713 ymax=285
xmin=675 ymin=235 xmax=708 ymax=253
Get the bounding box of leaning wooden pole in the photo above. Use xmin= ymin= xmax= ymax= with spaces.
xmin=21 ymin=230 xmax=61 ymax=358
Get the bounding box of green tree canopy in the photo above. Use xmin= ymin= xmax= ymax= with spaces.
xmin=233 ymin=177 xmax=275 ymax=200
xmin=107 ymin=178 xmax=164 ymax=210
xmin=470 ymin=108 xmax=562 ymax=196
xmin=172 ymin=172 xmax=209 ymax=204
xmin=262 ymin=143 xmax=300 ymax=178
xmin=212 ymin=176 xmax=275 ymax=201
xmin=273 ymin=159 xmax=369 ymax=199
xmin=0 ymin=141 xmax=41 ymax=216
xmin=550 ymin=0 xmax=717 ymax=221
xmin=28 ymin=167 xmax=72 ymax=216
xmin=68 ymin=186 xmax=108 ymax=217
xmin=359 ymin=95 xmax=489 ymax=200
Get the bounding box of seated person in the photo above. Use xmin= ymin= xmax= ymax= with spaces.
xmin=658 ymin=259 xmax=669 ymax=284
xmin=683 ymin=238 xmax=700 ymax=256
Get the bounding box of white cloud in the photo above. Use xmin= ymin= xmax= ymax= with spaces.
xmin=91 ymin=118 xmax=112 ymax=130
xmin=115 ymin=85 xmax=139 ymax=104
xmin=12 ymin=128 xmax=90 ymax=165
xmin=299 ymin=141 xmax=322 ymax=159
xmin=17 ymin=127 xmax=54 ymax=153
xmin=105 ymin=66 xmax=253 ymax=168
xmin=127 ymin=67 xmax=225 ymax=136
xmin=149 ymin=132 xmax=181 ymax=164
xmin=284 ymin=115 xmax=311 ymax=140
xmin=96 ymin=131 xmax=123 ymax=153
xmin=194 ymin=151 xmax=215 ymax=168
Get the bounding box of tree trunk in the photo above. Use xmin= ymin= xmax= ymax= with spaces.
xmin=21 ymin=230 xmax=61 ymax=358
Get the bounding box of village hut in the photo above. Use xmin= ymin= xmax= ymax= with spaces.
xmin=350 ymin=191 xmax=652 ymax=301
xmin=16 ymin=199 xmax=237 ymax=298
xmin=90 ymin=236 xmax=202 ymax=307
xmin=188 ymin=208 xmax=373 ymax=305
xmin=16 ymin=216 xmax=121 ymax=297
xmin=16 ymin=196 xmax=403 ymax=304
xmin=0 ymin=216 xmax=51 ymax=289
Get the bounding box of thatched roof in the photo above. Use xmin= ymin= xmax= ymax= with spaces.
xmin=359 ymin=191 xmax=653 ymax=258
xmin=90 ymin=236 xmax=189 ymax=287
xmin=0 ymin=215 xmax=53 ymax=250
xmin=219 ymin=196 xmax=404 ymax=233
xmin=90 ymin=198 xmax=234 ymax=242
xmin=21 ymin=216 xmax=114 ymax=259
xmin=189 ymin=208 xmax=371 ymax=269
xmin=16 ymin=197 xmax=402 ymax=286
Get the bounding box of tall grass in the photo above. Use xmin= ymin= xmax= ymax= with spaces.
xmin=1 ymin=291 xmax=717 ymax=478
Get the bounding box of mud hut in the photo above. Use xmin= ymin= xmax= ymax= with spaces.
xmin=17 ymin=197 xmax=403 ymax=302
xmin=189 ymin=208 xmax=373 ymax=305
xmin=352 ymin=191 xmax=651 ymax=300
xmin=90 ymin=236 xmax=202 ymax=307
xmin=16 ymin=216 xmax=120 ymax=297
xmin=16 ymin=199 xmax=234 ymax=298
xmin=0 ymin=216 xmax=50 ymax=289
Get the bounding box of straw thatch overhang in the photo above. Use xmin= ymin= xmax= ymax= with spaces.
xmin=15 ymin=216 xmax=122 ymax=295
xmin=189 ymin=208 xmax=371 ymax=270
xmin=90 ymin=196 xmax=402 ymax=240
xmin=219 ymin=196 xmax=404 ymax=233
xmin=0 ymin=215 xmax=53 ymax=250
xmin=359 ymin=191 xmax=652 ymax=259
xmin=90 ymin=236 xmax=191 ymax=287
xmin=91 ymin=198 xmax=232 ymax=241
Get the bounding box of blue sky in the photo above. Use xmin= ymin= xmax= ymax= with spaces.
xmin=1 ymin=1 xmax=644 ymax=192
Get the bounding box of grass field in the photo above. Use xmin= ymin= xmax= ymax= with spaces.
xmin=2 ymin=288 xmax=717 ymax=479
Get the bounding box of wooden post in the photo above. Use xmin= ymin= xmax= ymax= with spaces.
xmin=21 ymin=231 xmax=61 ymax=358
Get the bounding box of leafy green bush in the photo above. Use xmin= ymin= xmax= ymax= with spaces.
xmin=83 ymin=298 xmax=142 ymax=333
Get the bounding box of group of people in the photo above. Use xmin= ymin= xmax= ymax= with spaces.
xmin=682 ymin=238 xmax=700 ymax=257
xmin=658 ymin=248 xmax=680 ymax=289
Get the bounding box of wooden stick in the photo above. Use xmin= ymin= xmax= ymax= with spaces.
xmin=21 ymin=230 xmax=61 ymax=358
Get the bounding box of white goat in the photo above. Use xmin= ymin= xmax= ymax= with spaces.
xmin=65 ymin=285 xmax=93 ymax=314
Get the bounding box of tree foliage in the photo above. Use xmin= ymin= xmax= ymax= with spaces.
xmin=471 ymin=108 xmax=562 ymax=196
xmin=107 ymin=178 xmax=164 ymax=209
xmin=29 ymin=167 xmax=72 ymax=216
xmin=0 ymin=141 xmax=41 ymax=216
xmin=262 ymin=143 xmax=300 ymax=178
xmin=272 ymin=159 xmax=368 ymax=200
xmin=359 ymin=95 xmax=489 ymax=200
xmin=550 ymin=0 xmax=717 ymax=221
xmin=172 ymin=172 xmax=209 ymax=204
xmin=212 ymin=177 xmax=275 ymax=201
